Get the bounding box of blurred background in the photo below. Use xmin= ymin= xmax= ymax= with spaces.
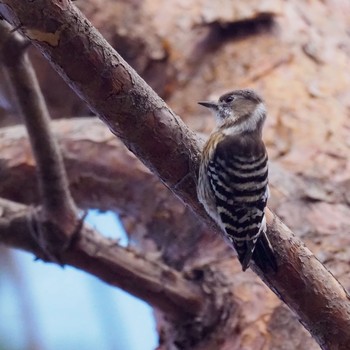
xmin=1 ymin=0 xmax=350 ymax=349
xmin=0 ymin=211 xmax=157 ymax=350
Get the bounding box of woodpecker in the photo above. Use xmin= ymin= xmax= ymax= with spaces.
xmin=197 ymin=89 xmax=277 ymax=272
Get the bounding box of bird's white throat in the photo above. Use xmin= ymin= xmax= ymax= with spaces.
xmin=221 ymin=102 xmax=266 ymax=135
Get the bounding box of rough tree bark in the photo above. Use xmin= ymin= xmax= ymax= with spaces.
xmin=0 ymin=0 xmax=350 ymax=349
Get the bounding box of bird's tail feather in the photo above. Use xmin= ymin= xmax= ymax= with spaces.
xmin=252 ymin=231 xmax=277 ymax=273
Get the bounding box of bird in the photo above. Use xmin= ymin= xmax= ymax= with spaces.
xmin=197 ymin=89 xmax=277 ymax=272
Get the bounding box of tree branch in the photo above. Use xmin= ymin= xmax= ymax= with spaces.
xmin=0 ymin=197 xmax=206 ymax=318
xmin=0 ymin=21 xmax=77 ymax=234
xmin=1 ymin=1 xmax=350 ymax=348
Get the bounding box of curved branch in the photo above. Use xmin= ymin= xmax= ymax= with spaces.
xmin=0 ymin=198 xmax=205 ymax=318
xmin=1 ymin=1 xmax=350 ymax=348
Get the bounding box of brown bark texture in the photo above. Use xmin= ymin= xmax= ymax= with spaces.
xmin=0 ymin=0 xmax=350 ymax=349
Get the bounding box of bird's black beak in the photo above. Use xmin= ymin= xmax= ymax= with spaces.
xmin=198 ymin=101 xmax=219 ymax=110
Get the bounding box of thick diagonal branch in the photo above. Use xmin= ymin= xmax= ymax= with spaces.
xmin=1 ymin=1 xmax=350 ymax=348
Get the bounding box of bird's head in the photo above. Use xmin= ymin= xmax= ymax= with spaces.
xmin=198 ymin=89 xmax=266 ymax=133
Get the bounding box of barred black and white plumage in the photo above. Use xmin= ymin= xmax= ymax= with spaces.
xmin=197 ymin=89 xmax=277 ymax=272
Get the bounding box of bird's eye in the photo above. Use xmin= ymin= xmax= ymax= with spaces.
xmin=225 ymin=96 xmax=235 ymax=103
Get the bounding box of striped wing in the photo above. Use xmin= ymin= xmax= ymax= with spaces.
xmin=207 ymin=138 xmax=269 ymax=270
